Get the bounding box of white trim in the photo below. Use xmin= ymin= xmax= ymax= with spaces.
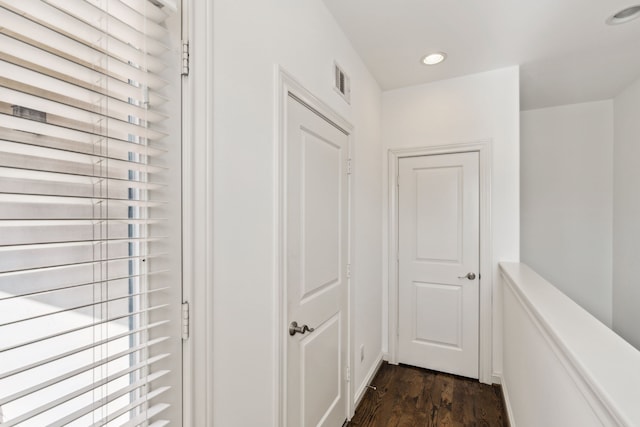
xmin=275 ymin=67 xmax=355 ymax=427
xmin=499 ymin=373 xmax=517 ymax=426
xmin=353 ymin=354 xmax=384 ymax=413
xmin=387 ymin=141 xmax=493 ymax=385
xmin=180 ymin=0 xmax=191 ymax=423
xmin=347 ymin=127 xmax=357 ymax=420
xmin=183 ymin=0 xmax=214 ymax=425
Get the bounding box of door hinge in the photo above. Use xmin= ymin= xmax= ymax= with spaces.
xmin=181 ymin=40 xmax=190 ymax=76
xmin=347 ymin=158 xmax=352 ymax=175
xmin=181 ymin=301 xmax=190 ymax=341
xmin=346 ymin=263 xmax=351 ymax=279
xmin=346 ymin=366 xmax=351 ymax=383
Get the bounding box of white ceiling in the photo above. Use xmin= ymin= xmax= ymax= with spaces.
xmin=322 ymin=0 xmax=640 ymax=110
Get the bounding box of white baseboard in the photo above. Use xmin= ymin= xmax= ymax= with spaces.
xmin=498 ymin=373 xmax=516 ymax=427
xmin=492 ymin=373 xmax=502 ymax=385
xmin=354 ymin=354 xmax=384 ymax=410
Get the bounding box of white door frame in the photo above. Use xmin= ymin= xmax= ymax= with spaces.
xmin=387 ymin=141 xmax=493 ymax=385
xmin=275 ymin=67 xmax=355 ymax=426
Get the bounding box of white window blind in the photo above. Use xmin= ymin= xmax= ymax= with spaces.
xmin=0 ymin=0 xmax=182 ymax=426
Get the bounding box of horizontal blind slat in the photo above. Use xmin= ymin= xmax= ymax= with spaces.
xmin=91 ymin=391 xmax=171 ymax=427
xmin=0 ymin=237 xmax=165 ymax=254
xmin=0 ymin=218 xmax=164 ymax=227
xmin=0 ymin=320 xmax=169 ymax=380
xmin=0 ymin=11 xmax=169 ymax=90
xmin=0 ymin=304 xmax=169 ymax=353
xmin=0 ymin=1 xmax=167 ymax=71
xmin=0 ymin=139 xmax=167 ymax=174
xmin=0 ymin=269 xmax=170 ymax=301
xmin=0 ymin=47 xmax=167 ymax=107
xmin=5 ymin=368 xmax=170 ymax=426
xmin=118 ymin=403 xmax=171 ymax=427
xmin=0 ymin=253 xmax=166 ymax=276
xmin=0 ymin=124 xmax=167 ymax=160
xmin=119 ymin=0 xmax=169 ymax=23
xmin=0 ymin=85 xmax=167 ymax=139
xmin=0 ymin=229 xmax=159 ymax=249
xmin=0 ymin=287 xmax=168 ymax=326
xmin=0 ymin=142 xmax=166 ymax=175
xmin=43 ymin=0 xmax=169 ymax=55
xmin=0 ymin=62 xmax=167 ymax=123
xmin=0 ymin=194 xmax=158 ymax=212
xmin=0 ymin=103 xmax=168 ymax=143
xmin=0 ymin=192 xmax=165 ymax=207
xmin=0 ymin=114 xmax=167 ymax=158
xmin=153 ymin=0 xmax=178 ymax=12
xmin=0 ymin=167 xmax=166 ymax=194
xmin=1 ymin=341 xmax=169 ymax=405
xmin=87 ymin=0 xmax=169 ymax=39
xmin=45 ymin=372 xmax=171 ymax=427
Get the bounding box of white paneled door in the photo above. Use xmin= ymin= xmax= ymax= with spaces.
xmin=286 ymin=95 xmax=349 ymax=427
xmin=398 ymin=152 xmax=480 ymax=379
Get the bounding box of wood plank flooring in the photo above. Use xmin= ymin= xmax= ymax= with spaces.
xmin=348 ymin=362 xmax=507 ymax=427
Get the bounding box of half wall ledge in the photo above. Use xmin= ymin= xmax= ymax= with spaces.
xmin=500 ymin=262 xmax=640 ymax=427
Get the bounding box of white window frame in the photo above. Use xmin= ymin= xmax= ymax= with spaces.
xmin=182 ymin=0 xmax=215 ymax=425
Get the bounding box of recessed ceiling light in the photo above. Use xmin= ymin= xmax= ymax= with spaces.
xmin=607 ymin=5 xmax=640 ymax=25
xmin=421 ymin=52 xmax=447 ymax=66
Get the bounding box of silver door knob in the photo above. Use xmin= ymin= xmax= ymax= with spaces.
xmin=458 ymin=272 xmax=476 ymax=280
xmin=289 ymin=321 xmax=315 ymax=336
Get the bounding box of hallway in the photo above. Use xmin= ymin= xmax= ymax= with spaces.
xmin=349 ymin=363 xmax=507 ymax=427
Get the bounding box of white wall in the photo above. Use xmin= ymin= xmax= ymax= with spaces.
xmin=613 ymin=75 xmax=640 ymax=350
xmin=381 ymin=67 xmax=520 ymax=378
xmin=212 ymin=1 xmax=382 ymax=425
xmin=520 ymin=101 xmax=613 ymax=326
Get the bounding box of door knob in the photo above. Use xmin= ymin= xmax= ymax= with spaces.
xmin=458 ymin=272 xmax=476 ymax=280
xmin=289 ymin=321 xmax=315 ymax=336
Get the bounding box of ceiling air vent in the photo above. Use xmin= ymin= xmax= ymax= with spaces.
xmin=334 ymin=62 xmax=351 ymax=104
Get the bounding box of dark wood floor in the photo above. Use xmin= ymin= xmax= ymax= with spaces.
xmin=348 ymin=362 xmax=507 ymax=427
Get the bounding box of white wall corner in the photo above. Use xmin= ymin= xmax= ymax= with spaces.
xmin=353 ymin=354 xmax=384 ymax=414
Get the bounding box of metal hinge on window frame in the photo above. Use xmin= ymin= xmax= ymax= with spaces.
xmin=181 ymin=40 xmax=190 ymax=76
xmin=347 ymin=158 xmax=352 ymax=175
xmin=182 ymin=301 xmax=190 ymax=341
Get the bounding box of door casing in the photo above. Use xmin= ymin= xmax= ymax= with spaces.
xmin=276 ymin=68 xmax=355 ymax=426
xmin=387 ymin=142 xmax=493 ymax=385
